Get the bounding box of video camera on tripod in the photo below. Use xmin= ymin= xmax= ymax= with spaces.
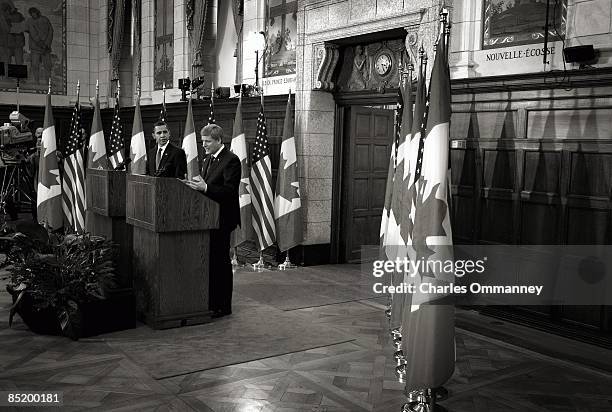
xmin=0 ymin=64 xmax=36 ymax=224
xmin=0 ymin=111 xmax=34 ymax=164
xmin=0 ymin=64 xmax=34 ymax=165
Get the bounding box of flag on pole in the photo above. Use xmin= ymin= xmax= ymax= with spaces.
xmin=230 ymin=90 xmax=252 ymax=248
xmin=108 ymin=95 xmax=125 ymax=169
xmin=87 ymin=94 xmax=108 ymax=170
xmin=159 ymin=82 xmax=167 ymax=122
xmin=401 ymin=24 xmax=455 ymax=392
xmin=208 ymin=88 xmax=216 ymax=125
xmin=274 ymin=93 xmax=302 ymax=252
xmin=389 ymin=72 xmax=414 ymax=330
xmin=250 ymin=95 xmax=276 ymax=251
xmin=182 ymin=95 xmax=199 ymax=179
xmin=386 ymin=77 xmax=412 ymax=256
xmin=62 ymin=95 xmax=86 ymax=233
xmin=379 ymin=127 xmax=397 ymax=258
xmin=37 ymin=89 xmax=62 ymax=230
xmin=129 ymin=97 xmax=147 ymax=174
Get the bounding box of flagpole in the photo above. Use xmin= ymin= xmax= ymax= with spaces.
xmin=278 ymin=89 xmax=298 ymax=271
xmin=392 ymin=62 xmax=412 ymax=375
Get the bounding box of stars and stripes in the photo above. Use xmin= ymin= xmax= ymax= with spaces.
xmin=61 ymin=101 xmax=86 ymax=233
xmin=208 ymin=91 xmax=216 ymax=125
xmin=250 ymin=96 xmax=276 ymax=251
xmin=108 ymin=98 xmax=125 ymax=170
xmin=159 ymin=82 xmax=167 ymax=122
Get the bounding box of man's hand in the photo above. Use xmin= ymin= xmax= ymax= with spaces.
xmin=182 ymin=175 xmax=207 ymax=192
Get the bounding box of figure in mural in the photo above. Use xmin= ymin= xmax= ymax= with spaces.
xmin=349 ymin=45 xmax=369 ymax=90
xmin=25 ymin=7 xmax=52 ymax=84
xmin=0 ymin=2 xmax=25 ymax=65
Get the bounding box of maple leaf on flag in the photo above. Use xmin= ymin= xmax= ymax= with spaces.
xmin=277 ymin=155 xmax=300 ymax=202
xmin=411 ymin=181 xmax=448 ymax=271
xmin=400 ymin=179 xmax=418 ymax=244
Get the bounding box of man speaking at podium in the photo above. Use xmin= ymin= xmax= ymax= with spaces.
xmin=147 ymin=121 xmax=187 ymax=178
xmin=183 ymin=124 xmax=240 ymax=318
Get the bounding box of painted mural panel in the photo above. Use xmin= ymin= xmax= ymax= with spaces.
xmin=154 ymin=0 xmax=173 ymax=90
xmin=0 ymin=0 xmax=66 ymax=94
xmin=482 ymin=0 xmax=567 ymax=50
xmin=264 ymin=0 xmax=296 ymax=78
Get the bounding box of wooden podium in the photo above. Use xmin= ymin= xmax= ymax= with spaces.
xmin=86 ymin=169 xmax=133 ymax=288
xmin=126 ymin=174 xmax=220 ymax=329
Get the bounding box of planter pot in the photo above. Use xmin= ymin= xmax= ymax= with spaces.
xmin=10 ymin=290 xmax=62 ymax=336
xmin=80 ymin=288 xmax=136 ymax=337
xmin=8 ymin=286 xmax=137 ymax=339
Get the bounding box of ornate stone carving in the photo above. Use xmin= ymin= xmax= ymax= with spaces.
xmin=313 ymin=43 xmax=340 ymax=91
xmin=336 ymin=38 xmax=408 ymax=93
xmin=404 ymin=28 xmax=419 ymax=68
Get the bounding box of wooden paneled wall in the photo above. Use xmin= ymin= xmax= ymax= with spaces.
xmin=450 ymin=68 xmax=612 ymax=344
xmin=0 ymin=94 xmax=293 ymax=178
xmin=99 ymin=95 xmax=293 ymax=177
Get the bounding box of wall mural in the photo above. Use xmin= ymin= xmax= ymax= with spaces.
xmin=264 ymin=0 xmax=296 ymax=78
xmin=154 ymin=0 xmax=173 ymax=90
xmin=0 ymin=0 xmax=66 ymax=94
xmin=482 ymin=0 xmax=567 ymax=50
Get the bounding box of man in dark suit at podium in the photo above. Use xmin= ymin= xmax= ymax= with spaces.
xmin=184 ymin=124 xmax=240 ymax=318
xmin=147 ymin=121 xmax=187 ymax=178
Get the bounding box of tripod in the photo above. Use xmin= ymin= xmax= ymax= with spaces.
xmin=0 ymin=159 xmax=35 ymax=228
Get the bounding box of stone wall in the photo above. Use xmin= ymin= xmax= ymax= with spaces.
xmin=295 ymin=0 xmax=443 ymax=246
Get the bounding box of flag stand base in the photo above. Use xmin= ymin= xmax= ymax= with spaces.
xmin=231 ymin=248 xmax=241 ymax=267
xmin=278 ymin=255 xmax=297 ymax=270
xmin=402 ymin=388 xmax=448 ymax=412
xmin=252 ymin=254 xmax=267 ymax=271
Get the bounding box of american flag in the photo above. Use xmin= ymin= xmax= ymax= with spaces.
xmin=158 ymin=101 xmax=167 ymax=123
xmin=61 ymin=101 xmax=86 ymax=233
xmin=208 ymin=91 xmax=216 ymax=125
xmin=250 ymin=97 xmax=276 ymax=251
xmin=108 ymin=98 xmax=125 ymax=169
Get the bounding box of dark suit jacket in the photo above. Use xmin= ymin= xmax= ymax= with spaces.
xmin=147 ymin=143 xmax=187 ymax=178
xmin=201 ymin=146 xmax=241 ymax=231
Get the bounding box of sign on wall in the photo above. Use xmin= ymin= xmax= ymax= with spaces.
xmin=263 ymin=0 xmax=296 ymax=95
xmin=0 ymin=0 xmax=66 ymax=94
xmin=482 ymin=0 xmax=567 ymax=50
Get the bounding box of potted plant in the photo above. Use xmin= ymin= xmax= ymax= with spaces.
xmin=3 ymin=230 xmax=117 ymax=340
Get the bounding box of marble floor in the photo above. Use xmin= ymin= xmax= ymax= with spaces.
xmin=1 ymin=265 xmax=611 ymax=411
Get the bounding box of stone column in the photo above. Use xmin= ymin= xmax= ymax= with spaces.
xmin=140 ymin=0 xmax=154 ymax=104
xmin=449 ymin=0 xmax=480 ymax=78
xmin=67 ymin=0 xmax=96 ymax=105
xmin=242 ymin=0 xmax=266 ymax=86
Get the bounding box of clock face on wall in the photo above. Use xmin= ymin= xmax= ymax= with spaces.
xmin=375 ymin=53 xmax=392 ymax=76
